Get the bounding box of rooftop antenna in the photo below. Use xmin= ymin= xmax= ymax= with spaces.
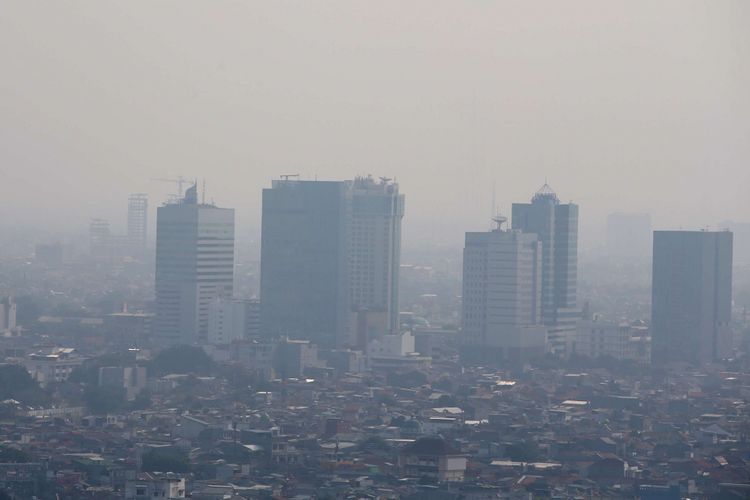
xmin=491 ymin=180 xmax=496 ymax=226
xmin=492 ymin=214 xmax=508 ymax=231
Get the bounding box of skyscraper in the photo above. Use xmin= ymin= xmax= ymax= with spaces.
xmin=461 ymin=216 xmax=546 ymax=363
xmin=512 ymin=184 xmax=579 ymax=355
xmin=651 ymin=230 xmax=733 ymax=364
xmin=350 ymin=176 xmax=405 ymax=345
xmin=127 ymin=193 xmax=148 ymax=251
xmin=260 ymin=180 xmax=352 ymax=348
xmin=260 ymin=176 xmax=404 ymax=348
xmin=154 ymin=184 xmax=235 ymax=345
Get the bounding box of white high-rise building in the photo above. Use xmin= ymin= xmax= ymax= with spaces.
xmin=349 ymin=176 xmax=405 ymax=347
xmin=462 ymin=216 xmax=547 ymax=363
xmin=155 ymin=184 xmax=235 ymax=345
xmin=128 ymin=193 xmax=149 ymax=251
xmin=512 ymin=184 xmax=579 ymax=356
xmin=207 ymin=298 xmax=258 ymax=345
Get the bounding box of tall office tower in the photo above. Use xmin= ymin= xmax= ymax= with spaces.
xmin=260 ymin=180 xmax=352 ymax=348
xmin=651 ymin=230 xmax=733 ymax=364
xmin=350 ymin=176 xmax=405 ymax=347
xmin=461 ymin=216 xmax=546 ymax=363
xmin=89 ymin=218 xmax=111 ymax=257
xmin=606 ymin=212 xmax=652 ymax=260
xmin=127 ymin=193 xmax=149 ymax=250
xmin=260 ymin=176 xmax=404 ymax=348
xmin=512 ymin=184 xmax=579 ymax=355
xmin=0 ymin=297 xmax=17 ymax=333
xmin=154 ymin=184 xmax=235 ymax=345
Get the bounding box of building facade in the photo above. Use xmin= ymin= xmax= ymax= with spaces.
xmin=207 ymin=298 xmax=259 ymax=345
xmin=462 ymin=217 xmax=546 ymax=363
xmin=260 ymin=180 xmax=352 ymax=348
xmin=350 ymin=176 xmax=405 ymax=345
xmin=651 ymin=230 xmax=733 ymax=364
xmin=127 ymin=193 xmax=148 ymax=251
xmin=154 ymin=184 xmax=235 ymax=345
xmin=260 ymin=176 xmax=403 ymax=348
xmin=512 ymin=184 xmax=579 ymax=355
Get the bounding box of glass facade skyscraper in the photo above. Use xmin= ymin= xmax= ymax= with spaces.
xmin=512 ymin=184 xmax=579 ymax=355
xmin=260 ymin=176 xmax=404 ymax=348
xmin=651 ymin=230 xmax=733 ymax=364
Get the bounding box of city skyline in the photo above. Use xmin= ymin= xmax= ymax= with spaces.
xmin=2 ymin=2 xmax=748 ymax=248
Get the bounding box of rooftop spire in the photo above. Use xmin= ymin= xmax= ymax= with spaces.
xmin=532 ymin=182 xmax=559 ymax=204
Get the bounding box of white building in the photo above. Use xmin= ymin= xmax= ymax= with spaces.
xmin=462 ymin=217 xmax=547 ymax=363
xmin=207 ymin=299 xmax=258 ymax=345
xmin=125 ymin=473 xmax=186 ymax=499
xmin=574 ymin=318 xmax=650 ymax=363
xmin=349 ymin=176 xmax=405 ymax=345
xmin=0 ymin=297 xmax=18 ymax=335
xmin=366 ymin=332 xmax=431 ymax=371
xmin=154 ymin=184 xmax=235 ymax=345
xmin=25 ymin=348 xmax=84 ymax=386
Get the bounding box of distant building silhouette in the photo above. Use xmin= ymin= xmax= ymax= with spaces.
xmin=512 ymin=183 xmax=580 ymax=355
xmin=154 ymin=184 xmax=235 ymax=345
xmin=127 ymin=193 xmax=148 ymax=251
xmin=606 ymin=212 xmax=651 ymax=260
xmin=651 ymin=230 xmax=733 ymax=364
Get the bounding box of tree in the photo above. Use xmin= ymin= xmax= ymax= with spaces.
xmin=129 ymin=389 xmax=153 ymax=411
xmin=68 ymin=352 xmax=137 ymax=384
xmin=0 ymin=446 xmax=31 ymax=463
xmin=83 ymin=385 xmax=125 ymax=414
xmin=506 ymin=439 xmax=541 ymax=462
xmin=0 ymin=364 xmax=49 ymax=406
xmin=141 ymin=449 xmax=190 ymax=473
xmin=150 ymin=345 xmax=214 ymax=376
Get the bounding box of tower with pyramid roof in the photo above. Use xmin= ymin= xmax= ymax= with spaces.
xmin=511 ymin=183 xmax=579 ymax=356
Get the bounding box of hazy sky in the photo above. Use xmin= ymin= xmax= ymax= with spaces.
xmin=1 ymin=1 xmax=748 ymax=248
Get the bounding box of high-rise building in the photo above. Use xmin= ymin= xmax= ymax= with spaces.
xmin=89 ymin=218 xmax=111 ymax=257
xmin=512 ymin=184 xmax=579 ymax=355
xmin=260 ymin=176 xmax=404 ymax=348
xmin=154 ymin=184 xmax=235 ymax=345
xmin=461 ymin=216 xmax=546 ymax=363
xmin=0 ymin=297 xmax=17 ymax=333
xmin=127 ymin=193 xmax=149 ymax=251
xmin=207 ymin=298 xmax=259 ymax=345
xmin=260 ymin=180 xmax=352 ymax=348
xmin=651 ymin=230 xmax=733 ymax=364
xmin=350 ymin=176 xmax=405 ymax=346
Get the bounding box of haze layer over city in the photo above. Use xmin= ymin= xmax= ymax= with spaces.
xmin=2 ymin=1 xmax=749 ymax=248
xmin=0 ymin=2 xmax=749 ymax=499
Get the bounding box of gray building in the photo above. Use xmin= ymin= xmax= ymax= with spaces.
xmin=154 ymin=184 xmax=235 ymax=345
xmin=260 ymin=176 xmax=404 ymax=348
xmin=260 ymin=180 xmax=352 ymax=348
xmin=651 ymin=230 xmax=733 ymax=364
xmin=461 ymin=216 xmax=546 ymax=363
xmin=512 ymin=184 xmax=579 ymax=355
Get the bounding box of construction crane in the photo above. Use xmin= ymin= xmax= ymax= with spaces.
xmin=151 ymin=176 xmax=189 ymax=199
